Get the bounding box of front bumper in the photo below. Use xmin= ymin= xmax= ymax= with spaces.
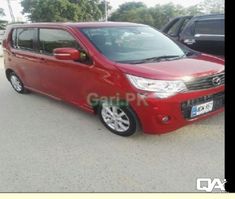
xmin=130 ymin=86 xmax=224 ymax=134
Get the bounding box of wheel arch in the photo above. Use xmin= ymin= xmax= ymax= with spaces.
xmin=5 ymin=68 xmax=15 ymax=81
xmin=93 ymin=99 xmax=143 ymax=131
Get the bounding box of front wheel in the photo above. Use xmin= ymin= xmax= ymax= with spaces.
xmin=98 ymin=102 xmax=138 ymax=136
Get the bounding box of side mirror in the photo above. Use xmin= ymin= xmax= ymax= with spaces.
xmin=53 ymin=48 xmax=85 ymax=61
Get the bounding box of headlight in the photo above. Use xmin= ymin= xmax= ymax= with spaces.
xmin=126 ymin=74 xmax=187 ymax=98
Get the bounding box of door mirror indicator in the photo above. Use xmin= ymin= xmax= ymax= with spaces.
xmin=53 ymin=48 xmax=85 ymax=61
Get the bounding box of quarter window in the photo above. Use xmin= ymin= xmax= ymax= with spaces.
xmin=195 ymin=19 xmax=224 ymax=35
xmin=11 ymin=29 xmax=17 ymax=48
xmin=39 ymin=29 xmax=81 ymax=55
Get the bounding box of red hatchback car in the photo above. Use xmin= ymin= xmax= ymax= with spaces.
xmin=2 ymin=22 xmax=224 ymax=136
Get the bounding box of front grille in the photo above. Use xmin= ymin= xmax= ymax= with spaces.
xmin=181 ymin=92 xmax=224 ymax=119
xmin=185 ymin=72 xmax=224 ymax=91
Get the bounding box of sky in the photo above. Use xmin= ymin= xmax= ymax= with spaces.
xmin=0 ymin=0 xmax=203 ymax=22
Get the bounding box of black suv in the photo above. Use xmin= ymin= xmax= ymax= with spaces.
xmin=161 ymin=14 xmax=224 ymax=56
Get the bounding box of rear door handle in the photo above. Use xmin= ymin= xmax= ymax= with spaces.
xmin=183 ymin=39 xmax=196 ymax=45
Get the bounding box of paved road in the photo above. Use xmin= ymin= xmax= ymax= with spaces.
xmin=0 ymin=57 xmax=224 ymax=192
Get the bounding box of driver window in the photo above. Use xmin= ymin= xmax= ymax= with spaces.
xmin=39 ymin=28 xmax=82 ymax=55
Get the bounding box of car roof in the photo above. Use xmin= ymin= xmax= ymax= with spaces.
xmin=172 ymin=15 xmax=193 ymax=20
xmin=8 ymin=22 xmax=146 ymax=29
xmin=170 ymin=14 xmax=224 ymax=21
xmin=192 ymin=14 xmax=224 ymax=20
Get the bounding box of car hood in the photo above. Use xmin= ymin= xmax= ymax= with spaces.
xmin=114 ymin=54 xmax=224 ymax=80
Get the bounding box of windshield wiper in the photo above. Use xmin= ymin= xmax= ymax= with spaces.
xmin=123 ymin=55 xmax=185 ymax=64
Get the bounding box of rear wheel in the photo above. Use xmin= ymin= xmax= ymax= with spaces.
xmin=9 ymin=72 xmax=28 ymax=94
xmin=98 ymin=102 xmax=138 ymax=136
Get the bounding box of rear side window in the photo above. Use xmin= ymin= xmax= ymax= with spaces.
xmin=17 ymin=28 xmax=36 ymax=50
xmin=195 ymin=19 xmax=224 ymax=35
xmin=39 ymin=29 xmax=81 ymax=55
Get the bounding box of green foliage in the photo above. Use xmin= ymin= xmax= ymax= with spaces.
xmin=98 ymin=0 xmax=112 ymax=20
xmin=185 ymin=5 xmax=203 ymax=16
xmin=21 ymin=0 xmax=77 ymax=22
xmin=76 ymin=0 xmax=103 ymax=21
xmin=149 ymin=3 xmax=187 ymax=28
xmin=110 ymin=2 xmax=188 ymax=28
xmin=109 ymin=2 xmax=146 ymax=22
xmin=21 ymin=0 xmax=109 ymax=22
xmin=20 ymin=0 xmax=224 ymax=27
xmin=109 ymin=1 xmax=224 ymax=29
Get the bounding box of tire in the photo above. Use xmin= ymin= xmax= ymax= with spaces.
xmin=9 ymin=72 xmax=28 ymax=94
xmin=98 ymin=102 xmax=138 ymax=136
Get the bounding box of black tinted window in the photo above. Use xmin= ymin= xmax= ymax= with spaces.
xmin=39 ymin=29 xmax=80 ymax=54
xmin=195 ymin=19 xmax=224 ymax=35
xmin=17 ymin=28 xmax=35 ymax=50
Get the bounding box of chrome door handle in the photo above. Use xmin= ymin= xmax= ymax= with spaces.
xmin=183 ymin=39 xmax=196 ymax=45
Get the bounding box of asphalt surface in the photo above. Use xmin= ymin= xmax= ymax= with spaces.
xmin=0 ymin=57 xmax=224 ymax=192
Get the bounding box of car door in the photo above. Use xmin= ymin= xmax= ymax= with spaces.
xmin=36 ymin=28 xmax=93 ymax=107
xmin=181 ymin=19 xmax=224 ymax=56
xmin=11 ymin=28 xmax=43 ymax=90
xmin=193 ymin=19 xmax=224 ymax=56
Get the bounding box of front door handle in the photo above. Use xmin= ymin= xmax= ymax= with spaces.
xmin=39 ymin=57 xmax=47 ymax=63
xmin=183 ymin=39 xmax=196 ymax=45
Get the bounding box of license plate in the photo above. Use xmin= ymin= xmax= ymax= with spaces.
xmin=191 ymin=101 xmax=214 ymax=118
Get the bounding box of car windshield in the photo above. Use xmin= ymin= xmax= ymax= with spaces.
xmin=80 ymin=26 xmax=185 ymax=64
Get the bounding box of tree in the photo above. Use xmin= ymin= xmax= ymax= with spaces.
xmin=110 ymin=2 xmax=187 ymax=29
xmin=109 ymin=1 xmax=225 ymax=29
xmin=150 ymin=3 xmax=187 ymax=28
xmin=21 ymin=0 xmax=79 ymax=22
xmin=21 ymin=0 xmax=106 ymax=22
xmin=185 ymin=5 xmax=203 ymax=16
xmin=117 ymin=1 xmax=147 ymax=11
xmin=98 ymin=0 xmax=112 ymax=21
xmin=119 ymin=7 xmax=154 ymax=26
xmin=71 ymin=0 xmax=102 ymax=21
xmin=199 ymin=0 xmax=224 ymax=14
xmin=109 ymin=2 xmax=147 ymax=21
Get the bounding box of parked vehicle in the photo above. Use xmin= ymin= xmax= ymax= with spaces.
xmin=161 ymin=14 xmax=224 ymax=56
xmin=3 ymin=22 xmax=224 ymax=136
